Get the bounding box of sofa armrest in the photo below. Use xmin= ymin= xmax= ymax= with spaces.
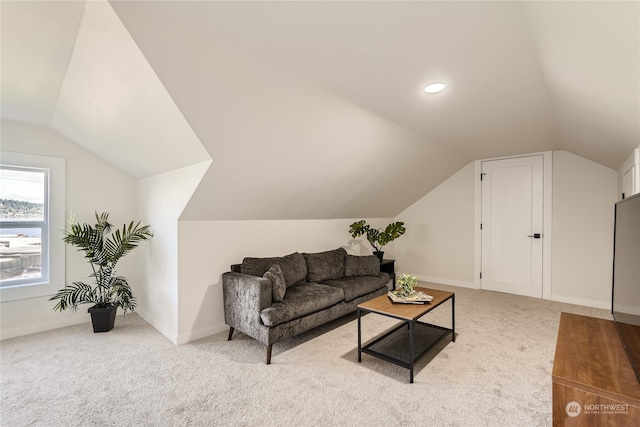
xmin=222 ymin=272 xmax=273 ymax=332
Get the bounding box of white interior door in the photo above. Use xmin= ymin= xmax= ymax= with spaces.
xmin=481 ymin=155 xmax=543 ymax=298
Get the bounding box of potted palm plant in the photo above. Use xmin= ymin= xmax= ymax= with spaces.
xmin=349 ymin=220 xmax=406 ymax=261
xmin=50 ymin=212 xmax=153 ymax=333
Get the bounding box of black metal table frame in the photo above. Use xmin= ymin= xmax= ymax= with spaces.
xmin=357 ymin=293 xmax=455 ymax=383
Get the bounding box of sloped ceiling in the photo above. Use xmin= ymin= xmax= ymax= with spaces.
xmin=1 ymin=0 xmax=209 ymax=178
xmin=2 ymin=1 xmax=639 ymax=219
xmin=110 ymin=0 xmax=638 ymax=170
xmin=1 ymin=0 xmax=84 ymax=126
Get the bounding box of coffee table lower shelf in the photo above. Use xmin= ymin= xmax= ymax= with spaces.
xmin=362 ymin=321 xmax=452 ymax=365
xmin=360 ymin=321 xmax=452 ymax=380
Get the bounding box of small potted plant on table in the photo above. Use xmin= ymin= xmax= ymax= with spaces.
xmin=50 ymin=212 xmax=153 ymax=332
xmin=397 ymin=274 xmax=419 ymax=296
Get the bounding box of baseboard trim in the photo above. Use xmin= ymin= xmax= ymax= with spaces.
xmin=134 ymin=308 xmax=178 ymax=345
xmin=176 ymin=323 xmax=228 ymax=346
xmin=401 ymin=273 xmax=477 ymax=290
xmin=135 ymin=308 xmax=227 ymax=345
xmin=0 ymin=315 xmax=89 ymax=341
xmin=550 ymin=294 xmax=610 ymax=311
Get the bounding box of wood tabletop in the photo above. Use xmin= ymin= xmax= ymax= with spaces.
xmin=553 ymin=312 xmax=640 ymax=407
xmin=357 ymin=287 xmax=454 ymax=321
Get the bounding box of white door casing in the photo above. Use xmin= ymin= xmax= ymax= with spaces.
xmin=481 ymin=155 xmax=544 ymax=298
xmin=622 ymin=165 xmax=636 ymax=199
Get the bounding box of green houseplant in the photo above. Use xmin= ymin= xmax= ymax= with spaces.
xmin=348 ymin=220 xmax=406 ymax=261
xmin=50 ymin=212 xmax=153 ymax=333
xmin=397 ymin=274 xmax=419 ymax=297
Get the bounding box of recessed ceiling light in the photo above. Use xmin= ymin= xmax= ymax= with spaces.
xmin=424 ymin=82 xmax=446 ymax=94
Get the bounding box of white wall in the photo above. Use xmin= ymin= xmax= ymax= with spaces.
xmin=393 ymin=162 xmax=476 ymax=287
xmin=0 ymin=120 xmax=138 ymax=339
xmin=136 ymin=161 xmax=210 ymax=344
xmin=176 ymin=218 xmax=391 ymax=344
xmin=392 ymin=151 xmax=618 ymax=310
xmin=551 ymin=150 xmax=618 ymax=309
xmin=1 ymin=122 xmax=619 ymax=343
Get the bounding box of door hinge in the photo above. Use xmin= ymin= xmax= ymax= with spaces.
xmin=480 ymin=223 xmax=483 ymax=230
xmin=480 ymin=272 xmax=483 ymax=279
xmin=480 ymin=173 xmax=486 ymax=181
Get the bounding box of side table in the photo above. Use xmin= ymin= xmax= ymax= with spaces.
xmin=380 ymin=259 xmax=395 ymax=289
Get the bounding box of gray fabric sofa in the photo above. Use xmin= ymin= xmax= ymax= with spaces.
xmin=222 ymin=247 xmax=390 ymax=364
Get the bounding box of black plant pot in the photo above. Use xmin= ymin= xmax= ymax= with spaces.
xmin=88 ymin=305 xmax=117 ymax=333
xmin=373 ymin=251 xmax=384 ymax=262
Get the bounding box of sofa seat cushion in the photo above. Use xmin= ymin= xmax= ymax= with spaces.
xmin=260 ymin=283 xmax=345 ymax=327
xmin=302 ymin=248 xmax=347 ymax=283
xmin=241 ymin=252 xmax=307 ymax=288
xmin=321 ymin=273 xmax=390 ymax=302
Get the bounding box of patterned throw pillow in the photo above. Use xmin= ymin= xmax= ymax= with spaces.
xmin=264 ymin=264 xmax=287 ymax=302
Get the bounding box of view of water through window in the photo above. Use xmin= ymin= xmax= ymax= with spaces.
xmin=0 ymin=167 xmax=46 ymax=283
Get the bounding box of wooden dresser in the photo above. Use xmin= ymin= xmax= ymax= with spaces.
xmin=552 ymin=312 xmax=640 ymax=426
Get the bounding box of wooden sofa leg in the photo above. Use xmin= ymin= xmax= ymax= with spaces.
xmin=266 ymin=344 xmax=272 ymax=365
xmin=227 ymin=327 xmax=234 ymax=341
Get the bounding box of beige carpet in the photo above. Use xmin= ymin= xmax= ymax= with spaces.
xmin=1 ymin=283 xmax=611 ymax=426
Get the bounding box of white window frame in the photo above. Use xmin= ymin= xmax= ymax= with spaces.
xmin=0 ymin=152 xmax=65 ymax=302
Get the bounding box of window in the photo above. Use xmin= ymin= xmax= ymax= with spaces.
xmin=0 ymin=152 xmax=65 ymax=302
xmin=0 ymin=166 xmax=48 ymax=285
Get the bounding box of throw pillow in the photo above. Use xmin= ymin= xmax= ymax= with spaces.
xmin=345 ymin=254 xmax=380 ymax=277
xmin=302 ymin=248 xmax=347 ymax=283
xmin=241 ymin=252 xmax=307 ymax=288
xmin=264 ymin=264 xmax=286 ymax=302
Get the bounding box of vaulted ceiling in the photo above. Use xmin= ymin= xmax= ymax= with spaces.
xmin=1 ymin=1 xmax=638 ymax=219
xmin=1 ymin=0 xmax=209 ymax=178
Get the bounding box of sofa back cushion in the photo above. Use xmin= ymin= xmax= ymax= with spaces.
xmin=302 ymin=247 xmax=347 ymax=283
xmin=241 ymin=252 xmax=307 ymax=288
xmin=345 ymin=254 xmax=380 ymax=277
xmin=321 ymin=274 xmax=389 ymax=302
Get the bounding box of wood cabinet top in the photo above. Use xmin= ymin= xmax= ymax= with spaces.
xmin=553 ymin=312 xmax=640 ymax=407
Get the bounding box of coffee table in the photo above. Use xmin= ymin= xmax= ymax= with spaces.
xmin=357 ymin=286 xmax=455 ymax=383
